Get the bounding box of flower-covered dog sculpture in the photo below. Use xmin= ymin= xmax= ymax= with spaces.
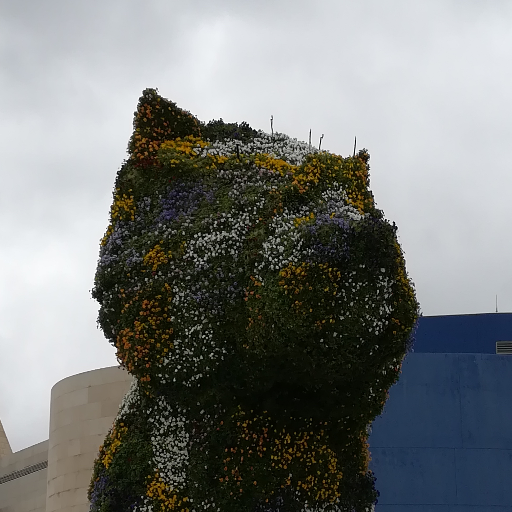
xmin=89 ymin=89 xmax=419 ymax=512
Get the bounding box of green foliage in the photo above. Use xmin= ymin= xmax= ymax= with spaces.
xmin=202 ymin=119 xmax=259 ymax=143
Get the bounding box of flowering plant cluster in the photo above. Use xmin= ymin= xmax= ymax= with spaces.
xmin=88 ymin=89 xmax=419 ymax=512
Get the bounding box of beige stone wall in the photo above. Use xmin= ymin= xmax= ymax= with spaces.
xmin=0 ymin=418 xmax=12 ymax=458
xmin=45 ymin=366 xmax=132 ymax=512
xmin=0 ymin=440 xmax=49 ymax=512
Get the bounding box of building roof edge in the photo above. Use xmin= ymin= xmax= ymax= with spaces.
xmin=0 ymin=418 xmax=12 ymax=459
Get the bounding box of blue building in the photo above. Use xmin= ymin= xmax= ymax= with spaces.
xmin=368 ymin=313 xmax=512 ymax=511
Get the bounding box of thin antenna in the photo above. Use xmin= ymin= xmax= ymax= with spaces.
xmin=319 ymin=134 xmax=324 ymax=151
xmin=270 ymin=115 xmax=274 ymax=140
xmin=309 ymin=129 xmax=311 ymax=149
xmin=353 ymin=136 xmax=357 ymax=157
xmin=496 ymin=295 xmax=498 ymax=313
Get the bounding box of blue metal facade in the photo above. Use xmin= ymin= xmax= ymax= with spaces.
xmin=367 ymin=314 xmax=512 ymax=511
xmin=413 ymin=312 xmax=512 ymax=354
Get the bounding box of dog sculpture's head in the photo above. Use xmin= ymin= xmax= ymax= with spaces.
xmin=94 ymin=87 xmax=417 ymax=420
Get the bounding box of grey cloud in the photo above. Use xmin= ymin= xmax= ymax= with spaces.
xmin=2 ymin=0 xmax=512 ymax=451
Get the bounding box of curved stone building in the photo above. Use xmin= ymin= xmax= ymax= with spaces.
xmin=0 ymin=366 xmax=132 ymax=512
xmin=45 ymin=367 xmax=132 ymax=512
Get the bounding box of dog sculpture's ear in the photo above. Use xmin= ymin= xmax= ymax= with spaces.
xmin=126 ymin=88 xmax=201 ymax=165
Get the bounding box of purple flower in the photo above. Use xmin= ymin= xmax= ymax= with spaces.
xmin=306 ymin=214 xmax=352 ymax=263
xmin=125 ymin=250 xmax=143 ymax=268
xmin=89 ymin=474 xmax=108 ymax=509
xmin=98 ymin=222 xmax=131 ymax=267
xmin=159 ymin=181 xmax=216 ymax=223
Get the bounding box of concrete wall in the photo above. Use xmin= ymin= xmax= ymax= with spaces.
xmin=368 ymin=352 xmax=512 ymax=511
xmin=45 ymin=366 xmax=132 ymax=512
xmin=0 ymin=440 xmax=49 ymax=512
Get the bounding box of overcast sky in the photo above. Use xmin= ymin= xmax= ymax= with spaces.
xmin=2 ymin=0 xmax=512 ymax=451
